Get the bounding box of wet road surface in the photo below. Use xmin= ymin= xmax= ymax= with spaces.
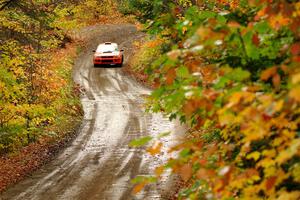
xmin=1 ymin=24 xmax=182 ymax=200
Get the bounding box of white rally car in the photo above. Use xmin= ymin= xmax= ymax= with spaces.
xmin=93 ymin=42 xmax=124 ymax=67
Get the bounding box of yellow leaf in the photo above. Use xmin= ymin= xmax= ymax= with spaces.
xmin=262 ymin=149 xmax=276 ymax=158
xmin=289 ymin=86 xmax=300 ymax=102
xmin=182 ymin=26 xmax=188 ymax=34
xmin=292 ymin=73 xmax=300 ymax=84
xmin=276 ymin=191 xmax=300 ymax=200
xmin=155 ymin=166 xmax=164 ymax=177
xmin=246 ymin=151 xmax=261 ymax=161
xmin=274 ymin=100 xmax=284 ymax=112
xmin=264 ymin=166 xmax=277 ymax=178
xmin=256 ymin=158 xmax=275 ymax=168
xmin=243 ymin=92 xmax=256 ymax=103
xmin=276 ymin=139 xmax=300 ymax=164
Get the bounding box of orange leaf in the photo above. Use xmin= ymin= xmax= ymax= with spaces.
xmin=272 ymin=73 xmax=281 ymax=88
xmin=147 ymin=142 xmax=162 ymax=156
xmin=166 ymin=69 xmax=176 ymax=85
xmin=183 ymin=100 xmax=197 ymax=116
xmin=199 ymin=159 xmax=207 ymax=166
xmin=227 ymin=21 xmax=240 ymax=28
xmin=227 ymin=92 xmax=243 ymax=107
xmin=260 ymin=67 xmax=278 ymax=81
xmin=196 ymin=168 xmax=215 ymax=180
xmin=132 ymin=183 xmax=146 ymax=194
xmin=179 ymin=164 xmax=193 ymax=182
xmin=269 ymin=14 xmax=291 ymax=29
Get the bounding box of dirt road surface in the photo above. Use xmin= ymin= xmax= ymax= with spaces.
xmin=0 ymin=24 xmax=183 ymax=200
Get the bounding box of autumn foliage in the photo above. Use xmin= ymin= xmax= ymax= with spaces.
xmin=0 ymin=0 xmax=115 ymax=154
xmin=125 ymin=0 xmax=300 ymax=199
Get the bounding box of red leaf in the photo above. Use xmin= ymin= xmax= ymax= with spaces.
xmin=266 ymin=176 xmax=277 ymax=191
xmin=252 ymin=34 xmax=260 ymax=46
xmin=291 ymin=43 xmax=300 ymax=56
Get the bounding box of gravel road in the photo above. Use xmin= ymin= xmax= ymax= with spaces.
xmin=0 ymin=24 xmax=183 ymax=200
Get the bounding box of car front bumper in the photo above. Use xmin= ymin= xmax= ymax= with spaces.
xmin=94 ymin=57 xmax=122 ymax=65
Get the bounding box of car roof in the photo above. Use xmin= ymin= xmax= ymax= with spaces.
xmin=96 ymin=42 xmax=118 ymax=52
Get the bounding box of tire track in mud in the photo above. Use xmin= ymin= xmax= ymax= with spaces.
xmin=1 ymin=24 xmax=183 ymax=200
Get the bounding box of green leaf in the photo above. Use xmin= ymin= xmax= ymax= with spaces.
xmin=177 ymin=66 xmax=190 ymax=78
xmin=180 ymin=148 xmax=191 ymax=158
xmin=151 ymin=88 xmax=165 ymax=98
xmin=157 ymin=131 xmax=171 ymax=138
xmin=227 ymin=68 xmax=250 ymax=82
xmin=214 ymin=77 xmax=230 ymax=89
xmin=131 ymin=176 xmax=157 ymax=184
xmin=217 ymin=15 xmax=227 ymax=25
xmin=254 ymin=21 xmax=270 ymax=34
xmin=198 ymin=11 xmax=216 ymax=19
xmin=129 ymin=136 xmax=153 ymax=147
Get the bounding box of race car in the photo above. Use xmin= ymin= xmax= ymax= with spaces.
xmin=93 ymin=42 xmax=124 ymax=67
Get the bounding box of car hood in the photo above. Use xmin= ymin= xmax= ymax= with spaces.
xmin=95 ymin=51 xmax=120 ymax=57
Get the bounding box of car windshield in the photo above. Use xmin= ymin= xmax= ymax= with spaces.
xmin=97 ymin=45 xmax=118 ymax=53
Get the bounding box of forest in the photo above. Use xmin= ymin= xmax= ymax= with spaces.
xmin=0 ymin=0 xmax=116 ymax=190
xmin=1 ymin=0 xmax=300 ymax=199
xmin=0 ymin=0 xmax=116 ymax=153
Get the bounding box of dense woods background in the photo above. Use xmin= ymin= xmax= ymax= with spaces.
xmin=0 ymin=0 xmax=116 ymax=153
xmin=119 ymin=0 xmax=300 ymax=199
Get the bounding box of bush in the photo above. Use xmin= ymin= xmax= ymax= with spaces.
xmin=126 ymin=1 xmax=300 ymax=199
